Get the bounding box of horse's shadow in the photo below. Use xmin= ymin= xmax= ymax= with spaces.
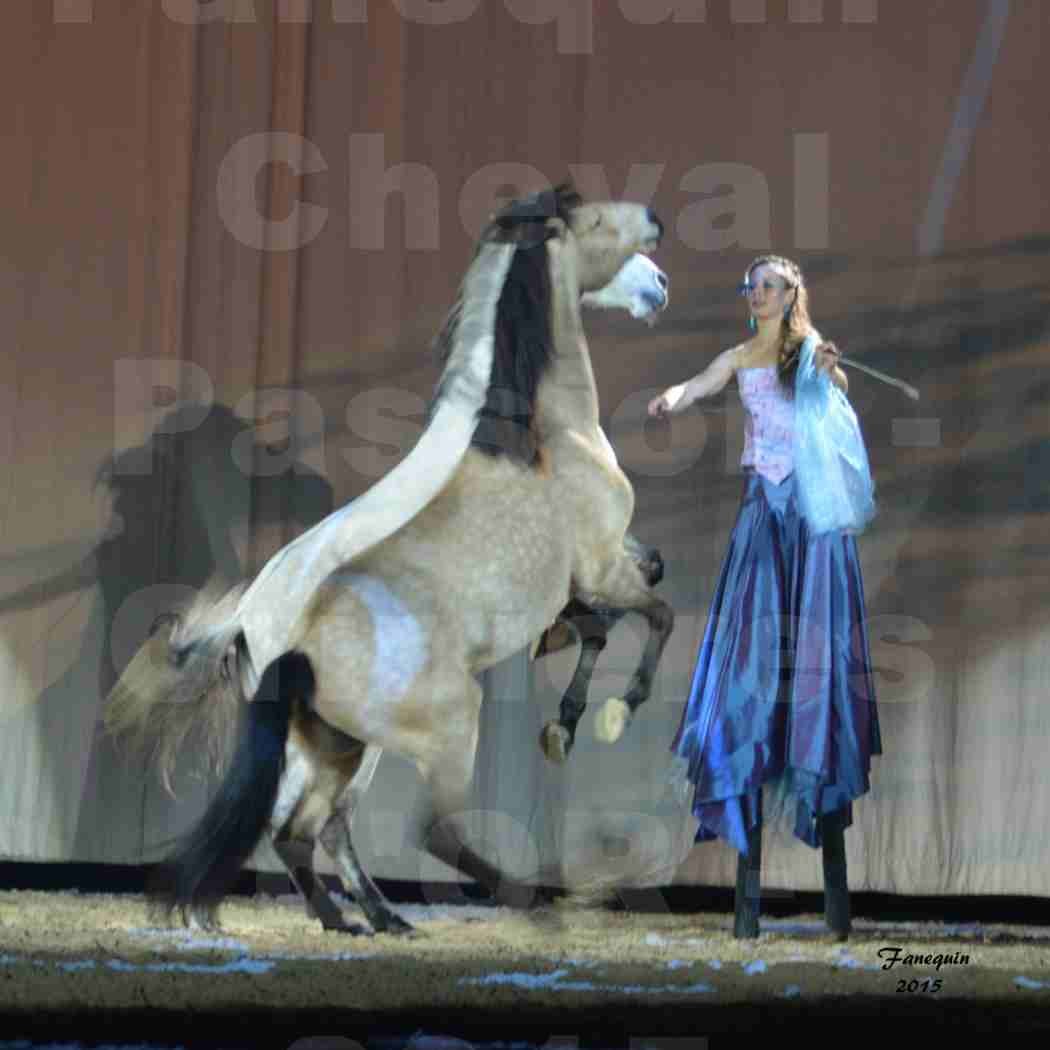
xmin=0 ymin=402 xmax=335 ymax=865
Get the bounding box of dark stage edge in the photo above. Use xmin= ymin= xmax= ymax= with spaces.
xmin=3 ymin=1000 xmax=1050 ymax=1047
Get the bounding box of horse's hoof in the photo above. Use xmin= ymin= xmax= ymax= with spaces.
xmin=493 ymin=880 xmax=545 ymax=910
xmin=540 ymin=721 xmax=572 ymax=763
xmin=594 ymin=698 xmax=630 ymax=743
xmin=186 ymin=909 xmax=221 ymax=934
xmin=378 ymin=914 xmax=418 ymax=938
xmin=322 ymin=919 xmax=373 ymax=937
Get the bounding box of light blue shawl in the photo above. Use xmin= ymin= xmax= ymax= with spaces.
xmin=792 ymin=332 xmax=876 ymax=536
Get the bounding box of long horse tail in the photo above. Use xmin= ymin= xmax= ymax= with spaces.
xmin=102 ymin=579 xmax=250 ymax=796
xmin=148 ymin=648 xmax=316 ymax=926
xmin=197 ymin=241 xmax=519 ymax=686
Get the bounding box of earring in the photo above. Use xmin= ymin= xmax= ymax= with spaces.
xmin=748 ymin=316 xmax=757 ymax=332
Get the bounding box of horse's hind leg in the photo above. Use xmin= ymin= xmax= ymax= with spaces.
xmin=278 ymin=713 xmax=412 ymax=936
xmin=270 ymin=833 xmax=367 ymax=934
xmin=266 ymin=736 xmax=371 ymax=935
xmin=318 ymin=747 xmax=416 ymax=937
xmin=319 ymin=815 xmax=415 ymax=936
xmin=411 ymin=677 xmax=546 ymax=910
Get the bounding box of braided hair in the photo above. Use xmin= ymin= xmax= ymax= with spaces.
xmin=744 ymin=254 xmax=813 ymax=395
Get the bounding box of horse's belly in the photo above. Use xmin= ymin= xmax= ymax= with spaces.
xmin=417 ymin=508 xmax=567 ymax=667
xmin=409 ymin=466 xmax=572 ymax=666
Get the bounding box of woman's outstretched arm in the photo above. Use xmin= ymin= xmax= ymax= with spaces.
xmin=647 ymin=346 xmax=739 ymax=417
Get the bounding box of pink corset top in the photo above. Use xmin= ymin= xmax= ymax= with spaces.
xmin=737 ymin=366 xmax=794 ymax=484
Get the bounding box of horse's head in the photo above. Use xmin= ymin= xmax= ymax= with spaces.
xmin=581 ymin=253 xmax=669 ymax=321
xmin=482 ymin=182 xmax=664 ymax=296
xmin=437 ymin=184 xmax=665 ymax=465
xmin=565 ymin=199 xmax=665 ymax=293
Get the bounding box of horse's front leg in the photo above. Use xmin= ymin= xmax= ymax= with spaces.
xmin=536 ymin=533 xmax=665 ymax=760
xmin=533 ymin=532 xmax=662 ymax=662
xmin=573 ymin=555 xmax=675 ymax=745
xmin=622 ymin=531 xmax=665 ymax=588
xmin=538 ymin=599 xmax=624 ymax=763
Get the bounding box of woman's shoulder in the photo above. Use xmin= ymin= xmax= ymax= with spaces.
xmin=718 ymin=342 xmax=749 ymax=372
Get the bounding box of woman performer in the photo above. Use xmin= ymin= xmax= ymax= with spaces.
xmin=648 ymin=255 xmax=881 ymax=940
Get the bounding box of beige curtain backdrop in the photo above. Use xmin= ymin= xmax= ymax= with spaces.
xmin=2 ymin=0 xmax=1048 ymax=898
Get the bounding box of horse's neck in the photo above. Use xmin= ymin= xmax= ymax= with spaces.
xmin=535 ymin=333 xmax=601 ymax=437
xmin=534 ymin=240 xmax=601 ymax=439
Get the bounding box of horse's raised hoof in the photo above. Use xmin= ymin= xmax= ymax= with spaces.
xmin=540 ymin=721 xmax=572 ymax=763
xmin=594 ymin=698 xmax=630 ymax=743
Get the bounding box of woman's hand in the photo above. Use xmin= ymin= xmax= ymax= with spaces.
xmin=815 ymin=341 xmax=849 ymax=392
xmin=648 ymin=392 xmax=671 ymax=417
xmin=814 ymin=341 xmax=842 ymax=373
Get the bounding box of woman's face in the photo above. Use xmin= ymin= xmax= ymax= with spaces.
xmin=744 ymin=263 xmax=795 ymax=324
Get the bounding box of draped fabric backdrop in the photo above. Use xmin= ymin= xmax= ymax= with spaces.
xmin=2 ymin=0 xmax=1048 ymax=898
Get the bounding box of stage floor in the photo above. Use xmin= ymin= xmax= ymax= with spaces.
xmin=2 ymin=888 xmax=1050 ymax=1044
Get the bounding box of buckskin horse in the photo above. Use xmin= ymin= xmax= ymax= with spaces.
xmin=104 ymin=184 xmax=675 ymax=934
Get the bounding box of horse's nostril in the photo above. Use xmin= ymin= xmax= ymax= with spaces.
xmin=657 ymin=272 xmax=668 ymax=290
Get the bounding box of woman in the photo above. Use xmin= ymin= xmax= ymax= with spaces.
xmin=649 ymin=255 xmax=881 ymax=940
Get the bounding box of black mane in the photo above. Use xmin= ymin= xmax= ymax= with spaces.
xmin=432 ymin=182 xmax=582 ymax=466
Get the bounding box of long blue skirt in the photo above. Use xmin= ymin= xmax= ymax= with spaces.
xmin=670 ymin=469 xmax=881 ymax=856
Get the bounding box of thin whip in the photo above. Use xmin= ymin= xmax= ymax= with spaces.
xmin=841 ymin=357 xmax=920 ymax=401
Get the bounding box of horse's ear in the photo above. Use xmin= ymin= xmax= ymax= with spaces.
xmin=483 ymin=210 xmax=525 ymax=244
xmin=544 ymin=216 xmax=568 ymax=240
xmin=552 ymin=181 xmax=582 ymax=211
xmin=149 ymin=611 xmax=181 ymax=639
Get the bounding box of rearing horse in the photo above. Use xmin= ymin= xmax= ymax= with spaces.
xmin=109 ymin=184 xmax=676 ymax=928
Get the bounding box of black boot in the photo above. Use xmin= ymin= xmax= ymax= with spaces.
xmin=820 ymin=807 xmax=851 ymax=941
xmin=733 ymin=819 xmax=762 ymax=939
